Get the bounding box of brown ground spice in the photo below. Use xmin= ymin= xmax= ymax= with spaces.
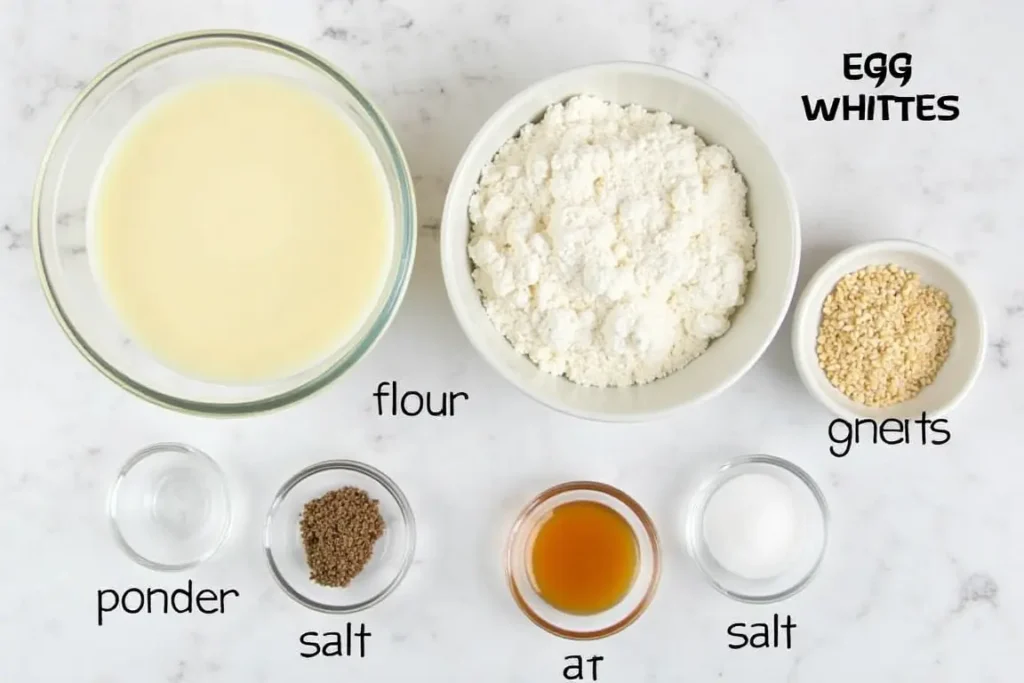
xmin=300 ymin=486 xmax=386 ymax=587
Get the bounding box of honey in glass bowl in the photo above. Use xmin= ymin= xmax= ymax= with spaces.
xmin=527 ymin=500 xmax=639 ymax=615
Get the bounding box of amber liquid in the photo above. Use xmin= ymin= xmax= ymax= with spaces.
xmin=528 ymin=500 xmax=639 ymax=615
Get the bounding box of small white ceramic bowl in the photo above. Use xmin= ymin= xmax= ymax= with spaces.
xmin=440 ymin=62 xmax=800 ymax=422
xmin=792 ymin=240 xmax=985 ymax=420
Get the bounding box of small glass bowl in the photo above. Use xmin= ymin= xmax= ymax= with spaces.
xmin=505 ymin=481 xmax=661 ymax=640
xmin=686 ymin=454 xmax=829 ymax=603
xmin=108 ymin=443 xmax=232 ymax=570
xmin=264 ymin=460 xmax=415 ymax=613
xmin=33 ymin=30 xmax=416 ymax=415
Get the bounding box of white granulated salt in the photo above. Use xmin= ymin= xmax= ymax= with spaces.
xmin=467 ymin=95 xmax=755 ymax=387
xmin=702 ymin=473 xmax=798 ymax=580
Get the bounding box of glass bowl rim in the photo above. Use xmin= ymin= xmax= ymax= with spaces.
xmin=107 ymin=441 xmax=232 ymax=571
xmin=263 ymin=459 xmax=417 ymax=614
xmin=32 ymin=29 xmax=417 ymax=416
xmin=686 ymin=453 xmax=830 ymax=604
xmin=504 ymin=480 xmax=662 ymax=640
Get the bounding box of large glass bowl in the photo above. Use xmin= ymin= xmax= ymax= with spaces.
xmin=33 ymin=30 xmax=416 ymax=415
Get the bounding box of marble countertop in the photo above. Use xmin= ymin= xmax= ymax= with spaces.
xmin=2 ymin=0 xmax=1022 ymax=680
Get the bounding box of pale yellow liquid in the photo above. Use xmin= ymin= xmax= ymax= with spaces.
xmin=92 ymin=77 xmax=392 ymax=382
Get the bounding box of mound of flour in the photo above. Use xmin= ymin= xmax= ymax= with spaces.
xmin=467 ymin=96 xmax=755 ymax=387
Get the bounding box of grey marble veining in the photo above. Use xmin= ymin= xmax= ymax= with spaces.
xmin=1 ymin=0 xmax=1023 ymax=681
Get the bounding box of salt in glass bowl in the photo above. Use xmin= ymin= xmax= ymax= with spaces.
xmin=686 ymin=454 xmax=828 ymax=603
xmin=505 ymin=481 xmax=661 ymax=639
xmin=33 ymin=30 xmax=416 ymax=415
xmin=264 ymin=460 xmax=416 ymax=614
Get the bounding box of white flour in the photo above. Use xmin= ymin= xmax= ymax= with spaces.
xmin=468 ymin=96 xmax=755 ymax=387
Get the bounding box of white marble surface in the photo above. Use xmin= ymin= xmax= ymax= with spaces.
xmin=1 ymin=0 xmax=1022 ymax=680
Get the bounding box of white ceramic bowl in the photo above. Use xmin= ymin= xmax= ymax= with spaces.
xmin=440 ymin=62 xmax=800 ymax=421
xmin=792 ymin=240 xmax=985 ymax=420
